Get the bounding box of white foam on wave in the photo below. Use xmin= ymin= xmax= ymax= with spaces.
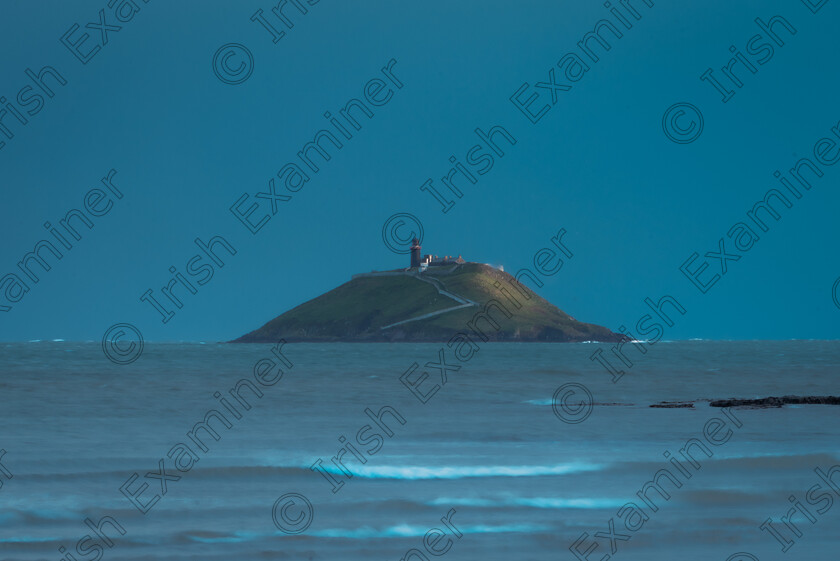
xmin=189 ymin=521 xmax=555 ymax=542
xmin=429 ymin=496 xmax=624 ymax=509
xmin=325 ymin=463 xmax=604 ymax=480
xmin=524 ymin=398 xmax=552 ymax=406
xmin=312 ymin=524 xmax=427 ymax=539
xmin=310 ymin=522 xmax=550 ymax=539
xmin=0 ymin=535 xmax=55 ymax=544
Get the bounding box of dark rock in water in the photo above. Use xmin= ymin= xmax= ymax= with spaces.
xmin=650 ymin=401 xmax=694 ymax=408
xmin=709 ymin=395 xmax=840 ymax=408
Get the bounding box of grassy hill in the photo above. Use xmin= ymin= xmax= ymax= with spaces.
xmin=233 ymin=263 xmax=623 ymax=342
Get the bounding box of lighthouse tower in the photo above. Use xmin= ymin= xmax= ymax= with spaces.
xmin=410 ymin=237 xmax=422 ymax=268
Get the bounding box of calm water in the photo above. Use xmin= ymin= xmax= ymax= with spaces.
xmin=0 ymin=341 xmax=838 ymax=560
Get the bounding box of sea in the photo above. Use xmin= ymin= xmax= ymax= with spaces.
xmin=0 ymin=340 xmax=838 ymax=561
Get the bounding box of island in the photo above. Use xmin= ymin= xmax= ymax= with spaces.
xmin=234 ymin=240 xmax=624 ymax=343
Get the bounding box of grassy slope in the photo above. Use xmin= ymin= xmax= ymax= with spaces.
xmin=235 ymin=274 xmax=459 ymax=342
xmin=393 ymin=264 xmax=619 ymax=341
xmin=234 ymin=263 xmax=621 ymax=342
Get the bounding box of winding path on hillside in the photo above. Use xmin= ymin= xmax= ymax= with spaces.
xmin=354 ymin=269 xmax=479 ymax=330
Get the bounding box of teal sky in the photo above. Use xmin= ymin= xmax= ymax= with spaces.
xmin=0 ymin=0 xmax=838 ymax=341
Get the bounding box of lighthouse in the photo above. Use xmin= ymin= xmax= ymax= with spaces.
xmin=410 ymin=237 xmax=422 ymax=268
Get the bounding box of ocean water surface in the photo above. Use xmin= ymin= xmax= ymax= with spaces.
xmin=0 ymin=341 xmax=838 ymax=560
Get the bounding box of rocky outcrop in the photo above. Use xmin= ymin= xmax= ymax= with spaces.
xmin=709 ymin=395 xmax=840 ymax=408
